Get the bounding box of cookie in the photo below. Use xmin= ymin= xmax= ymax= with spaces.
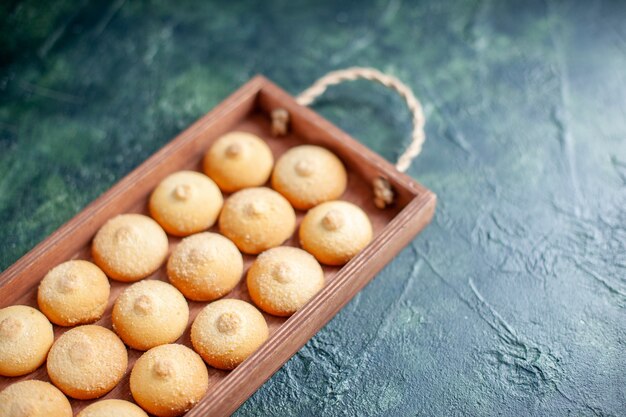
xmin=112 ymin=280 xmax=189 ymax=351
xmin=272 ymin=145 xmax=347 ymax=209
xmin=191 ymin=299 xmax=268 ymax=370
xmin=218 ymin=187 xmax=296 ymax=254
xmin=38 ymin=260 xmax=110 ymax=326
xmin=167 ymin=232 xmax=243 ymax=301
xmin=130 ymin=344 xmax=208 ymax=417
xmin=0 ymin=380 xmax=72 ymax=417
xmin=0 ymin=305 xmax=53 ymax=377
xmin=203 ymin=131 xmax=274 ymax=192
xmin=92 ymin=214 xmax=169 ymax=282
xmin=76 ymin=399 xmax=148 ymax=417
xmin=299 ymin=201 xmax=373 ymax=265
xmin=46 ymin=325 xmax=128 ymax=400
xmin=149 ymin=170 xmax=223 ymax=237
xmin=247 ymin=246 xmax=324 ymax=316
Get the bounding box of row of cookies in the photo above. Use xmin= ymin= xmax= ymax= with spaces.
xmin=0 ymin=306 xmax=145 ymax=417
xmin=204 ymin=131 xmax=347 ymax=209
xmin=0 ymin=233 xmax=324 ymax=378
xmin=148 ymin=131 xmax=348 ymax=237
xmin=149 ymin=130 xmax=373 ymax=264
xmin=0 ymin=380 xmax=147 ymax=417
xmin=0 ymin=298 xmax=266 ymax=417
xmin=0 ymin=342 xmax=207 ymax=417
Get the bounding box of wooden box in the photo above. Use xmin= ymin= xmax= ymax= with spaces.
xmin=0 ymin=76 xmax=436 ymax=416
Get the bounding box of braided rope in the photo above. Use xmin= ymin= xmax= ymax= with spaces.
xmin=296 ymin=67 xmax=425 ymax=173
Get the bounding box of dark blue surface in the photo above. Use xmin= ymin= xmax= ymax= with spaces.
xmin=1 ymin=1 xmax=625 ymax=415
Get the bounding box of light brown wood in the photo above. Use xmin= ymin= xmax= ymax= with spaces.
xmin=0 ymin=76 xmax=436 ymax=416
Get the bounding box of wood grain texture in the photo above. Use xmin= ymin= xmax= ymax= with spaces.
xmin=0 ymin=76 xmax=435 ymax=416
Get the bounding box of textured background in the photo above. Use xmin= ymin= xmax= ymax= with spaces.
xmin=1 ymin=0 xmax=625 ymax=415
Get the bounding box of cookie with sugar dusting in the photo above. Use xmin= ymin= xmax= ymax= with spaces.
xmin=130 ymin=344 xmax=208 ymax=417
xmin=46 ymin=325 xmax=127 ymax=400
xmin=76 ymin=399 xmax=148 ymax=417
xmin=38 ymin=260 xmax=110 ymax=326
xmin=0 ymin=305 xmax=54 ymax=377
xmin=92 ymin=213 xmax=169 ymax=282
xmin=149 ymin=170 xmax=223 ymax=237
xmin=191 ymin=299 xmax=268 ymax=370
xmin=0 ymin=380 xmax=72 ymax=417
xmin=299 ymin=201 xmax=373 ymax=265
xmin=167 ymin=232 xmax=243 ymax=301
xmin=112 ymin=280 xmax=189 ymax=351
xmin=219 ymin=187 xmax=296 ymax=254
xmin=247 ymin=246 xmax=324 ymax=316
xmin=203 ymin=131 xmax=274 ymax=192
xmin=272 ymin=145 xmax=347 ymax=210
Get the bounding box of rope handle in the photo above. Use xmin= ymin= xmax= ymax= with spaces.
xmin=296 ymin=67 xmax=425 ymax=173
xmin=271 ymin=67 xmax=426 ymax=208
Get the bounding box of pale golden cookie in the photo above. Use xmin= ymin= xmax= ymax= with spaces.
xmin=191 ymin=299 xmax=268 ymax=370
xmin=149 ymin=170 xmax=223 ymax=237
xmin=38 ymin=260 xmax=110 ymax=326
xmin=219 ymin=187 xmax=296 ymax=254
xmin=0 ymin=305 xmax=53 ymax=377
xmin=167 ymin=232 xmax=243 ymax=301
xmin=112 ymin=280 xmax=189 ymax=351
xmin=76 ymin=399 xmax=148 ymax=417
xmin=247 ymin=247 xmax=325 ymax=316
xmin=299 ymin=201 xmax=373 ymax=265
xmin=92 ymin=214 xmax=169 ymax=282
xmin=130 ymin=344 xmax=208 ymax=417
xmin=203 ymin=131 xmax=274 ymax=192
xmin=271 ymin=145 xmax=347 ymax=209
xmin=46 ymin=325 xmax=128 ymax=400
xmin=0 ymin=380 xmax=72 ymax=417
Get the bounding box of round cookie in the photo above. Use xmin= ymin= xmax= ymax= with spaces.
xmin=77 ymin=399 xmax=148 ymax=417
xmin=0 ymin=380 xmax=72 ymax=417
xmin=130 ymin=344 xmax=208 ymax=417
xmin=203 ymin=131 xmax=274 ymax=192
xmin=0 ymin=305 xmax=53 ymax=377
xmin=247 ymin=247 xmax=325 ymax=316
xmin=299 ymin=201 xmax=373 ymax=266
xmin=38 ymin=260 xmax=110 ymax=326
xmin=112 ymin=280 xmax=189 ymax=351
xmin=92 ymin=214 xmax=169 ymax=282
xmin=272 ymin=145 xmax=347 ymax=209
xmin=167 ymin=232 xmax=243 ymax=301
xmin=219 ymin=187 xmax=296 ymax=254
xmin=46 ymin=325 xmax=128 ymax=400
xmin=149 ymin=170 xmax=223 ymax=237
xmin=191 ymin=299 xmax=268 ymax=370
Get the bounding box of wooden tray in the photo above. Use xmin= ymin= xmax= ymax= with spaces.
xmin=0 ymin=76 xmax=436 ymax=416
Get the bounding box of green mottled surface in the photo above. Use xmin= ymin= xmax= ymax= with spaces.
xmin=1 ymin=1 xmax=625 ymax=415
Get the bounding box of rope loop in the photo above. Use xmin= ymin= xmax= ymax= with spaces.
xmin=296 ymin=67 xmax=425 ymax=173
